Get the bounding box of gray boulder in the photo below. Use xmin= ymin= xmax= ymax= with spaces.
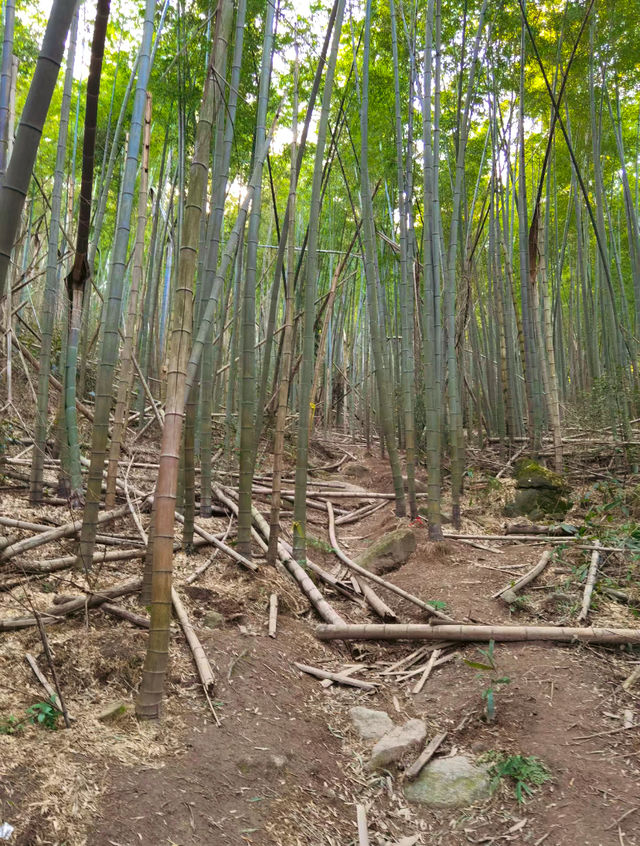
xmin=368 ymin=718 xmax=426 ymax=770
xmin=356 ymin=528 xmax=417 ymax=575
xmin=404 ymin=754 xmax=492 ymax=808
xmin=350 ymin=706 xmax=395 ymax=742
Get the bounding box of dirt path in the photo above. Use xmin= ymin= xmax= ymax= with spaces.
xmin=1 ymin=446 xmax=639 ymax=845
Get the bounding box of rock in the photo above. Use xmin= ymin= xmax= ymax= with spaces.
xmin=403 ymin=754 xmax=492 ymax=808
xmin=237 ymin=752 xmax=289 ymax=779
xmin=368 ymin=718 xmax=426 ymax=770
xmin=356 ymin=528 xmax=417 ymax=575
xmin=203 ymin=610 xmax=225 ymax=629
xmin=344 ymin=462 xmax=369 ymax=480
xmin=505 ymin=458 xmax=572 ymax=519
xmin=350 ymin=706 xmax=395 ymax=742
xmin=97 ymin=700 xmax=129 ymax=722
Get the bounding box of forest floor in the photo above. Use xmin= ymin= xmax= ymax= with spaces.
xmin=1 ymin=431 xmax=640 ymax=846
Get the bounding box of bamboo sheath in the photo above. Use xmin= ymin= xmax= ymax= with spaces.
xmin=315 ymin=623 xmax=640 ymax=644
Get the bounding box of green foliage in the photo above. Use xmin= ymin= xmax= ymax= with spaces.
xmin=26 ymin=698 xmax=60 ymax=731
xmin=485 ymin=752 xmax=551 ymax=803
xmin=1 ymin=697 xmax=60 ymax=734
xmin=464 ymin=640 xmax=510 ymax=722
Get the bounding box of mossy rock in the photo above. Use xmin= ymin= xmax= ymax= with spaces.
xmin=505 ymin=486 xmax=572 ymax=519
xmin=514 ymin=458 xmax=568 ymax=491
xmin=356 ymin=528 xmax=417 ymax=575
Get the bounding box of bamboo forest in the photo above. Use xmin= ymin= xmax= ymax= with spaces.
xmin=1 ymin=0 xmax=640 ymax=841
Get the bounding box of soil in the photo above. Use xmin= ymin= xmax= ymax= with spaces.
xmin=1 ymin=438 xmax=639 ymax=846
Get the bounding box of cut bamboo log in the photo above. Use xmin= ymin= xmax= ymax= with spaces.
xmin=493 ymin=550 xmax=553 ymax=603
xmin=356 ymin=805 xmax=370 ymax=846
xmin=357 ymin=577 xmax=398 ymax=621
xmin=405 ymin=731 xmax=448 ymax=780
xmin=315 ymin=622 xmax=640 ymax=645
xmin=214 ymin=487 xmax=344 ymax=626
xmin=268 ymin=593 xmax=278 ymax=638
xmin=326 ymin=502 xmax=454 ymax=622
xmin=174 ymin=510 xmax=258 ymax=572
xmin=577 ymin=541 xmax=601 ymax=622
xmin=293 ymin=662 xmax=376 ymax=690
xmin=622 ymin=665 xmax=640 ymax=691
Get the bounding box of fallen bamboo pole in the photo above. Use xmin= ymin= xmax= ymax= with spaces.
xmin=326 ymin=502 xmax=454 ymax=622
xmin=215 ymin=487 xmax=345 ymax=626
xmin=0 ymin=504 xmax=131 ymax=562
xmin=171 ymin=588 xmax=216 ymax=704
xmin=315 ymin=623 xmax=640 ymax=645
xmin=0 ymin=578 xmax=142 ymax=631
xmin=577 ymin=540 xmax=601 ymax=622
xmin=493 ymin=550 xmax=553 ymax=603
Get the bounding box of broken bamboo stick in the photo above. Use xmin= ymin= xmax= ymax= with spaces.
xmin=577 ymin=541 xmax=601 ymax=622
xmin=315 ymin=622 xmax=640 ymax=645
xmin=493 ymin=550 xmax=553 ymax=603
xmin=171 ymin=588 xmax=216 ymax=700
xmin=405 ymin=731 xmax=448 ymax=779
xmin=268 ymin=593 xmax=278 ymax=638
xmin=293 ymin=662 xmax=376 ymax=690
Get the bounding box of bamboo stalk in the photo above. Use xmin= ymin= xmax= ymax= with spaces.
xmin=315 ymin=622 xmax=640 ymax=645
xmin=412 ymin=648 xmax=441 ymax=694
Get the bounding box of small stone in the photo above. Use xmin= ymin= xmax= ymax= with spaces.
xmin=356 ymin=528 xmax=417 ymax=575
xmin=368 ymin=718 xmax=426 ymax=770
xmin=97 ymin=700 xmax=129 ymax=722
xmin=349 ymin=706 xmax=395 ymax=742
xmin=203 ymin=610 xmax=224 ymax=629
xmin=404 ymin=754 xmax=492 ymax=808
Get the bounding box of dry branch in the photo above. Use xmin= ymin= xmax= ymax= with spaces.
xmin=315 ymin=622 xmax=640 ymax=645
